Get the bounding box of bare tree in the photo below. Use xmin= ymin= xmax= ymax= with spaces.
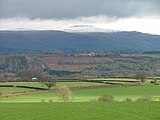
xmin=42 ymin=75 xmax=57 ymax=89
xmin=134 ymin=71 xmax=148 ymax=82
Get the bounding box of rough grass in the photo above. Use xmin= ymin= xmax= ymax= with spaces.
xmin=0 ymin=87 xmax=35 ymax=94
xmin=0 ymin=102 xmax=160 ymax=120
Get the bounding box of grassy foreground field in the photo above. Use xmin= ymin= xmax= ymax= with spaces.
xmin=0 ymin=102 xmax=160 ymax=120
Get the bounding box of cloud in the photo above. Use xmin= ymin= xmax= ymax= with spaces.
xmin=0 ymin=16 xmax=116 ymax=30
xmin=0 ymin=0 xmax=160 ymax=34
xmin=0 ymin=0 xmax=160 ymax=19
xmin=0 ymin=16 xmax=160 ymax=35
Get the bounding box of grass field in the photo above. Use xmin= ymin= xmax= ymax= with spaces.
xmin=0 ymin=87 xmax=35 ymax=94
xmin=0 ymin=81 xmax=106 ymax=90
xmin=0 ymin=102 xmax=160 ymax=120
xmin=0 ymin=82 xmax=47 ymax=88
xmin=1 ymin=84 xmax=160 ymax=102
xmin=90 ymin=78 xmax=140 ymax=81
xmin=0 ymin=82 xmax=160 ymax=120
xmin=56 ymin=82 xmax=106 ymax=87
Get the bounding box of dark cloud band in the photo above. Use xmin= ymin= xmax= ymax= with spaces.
xmin=0 ymin=0 xmax=160 ymax=19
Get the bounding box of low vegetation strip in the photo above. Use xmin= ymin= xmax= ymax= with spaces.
xmin=0 ymin=85 xmax=14 ymax=87
xmin=16 ymin=85 xmax=48 ymax=90
xmin=0 ymin=102 xmax=160 ymax=120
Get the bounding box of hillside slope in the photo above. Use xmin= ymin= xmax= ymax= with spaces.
xmin=0 ymin=30 xmax=160 ymax=52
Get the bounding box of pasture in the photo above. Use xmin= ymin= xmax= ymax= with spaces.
xmin=0 ymin=79 xmax=160 ymax=120
xmin=0 ymin=102 xmax=160 ymax=120
xmin=0 ymin=87 xmax=35 ymax=94
xmin=0 ymin=84 xmax=160 ymax=102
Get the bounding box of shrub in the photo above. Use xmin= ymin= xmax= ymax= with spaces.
xmin=150 ymin=81 xmax=155 ymax=83
xmin=123 ymin=98 xmax=133 ymax=102
xmin=48 ymin=99 xmax=53 ymax=103
xmin=154 ymin=82 xmax=159 ymax=85
xmin=135 ymin=96 xmax=153 ymax=102
xmin=90 ymin=99 xmax=98 ymax=102
xmin=98 ymin=94 xmax=114 ymax=102
xmin=41 ymin=99 xmax=45 ymax=103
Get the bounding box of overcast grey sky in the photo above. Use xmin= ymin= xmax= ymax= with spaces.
xmin=0 ymin=0 xmax=160 ymax=35
xmin=0 ymin=0 xmax=160 ymax=19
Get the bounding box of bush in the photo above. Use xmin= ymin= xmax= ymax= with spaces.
xmin=123 ymin=98 xmax=133 ymax=102
xmin=154 ymin=82 xmax=159 ymax=85
xmin=150 ymin=81 xmax=155 ymax=83
xmin=98 ymin=94 xmax=114 ymax=102
xmin=41 ymin=99 xmax=45 ymax=103
xmin=48 ymin=99 xmax=53 ymax=103
xmin=90 ymin=99 xmax=98 ymax=102
xmin=135 ymin=96 xmax=153 ymax=102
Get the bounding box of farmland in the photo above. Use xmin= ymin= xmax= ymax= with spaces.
xmin=0 ymin=87 xmax=35 ymax=94
xmin=0 ymin=52 xmax=160 ymax=120
xmin=1 ymin=82 xmax=160 ymax=120
xmin=1 ymin=84 xmax=160 ymax=102
xmin=0 ymin=102 xmax=160 ymax=120
xmin=39 ymin=52 xmax=160 ymax=78
xmin=0 ymin=52 xmax=160 ymax=78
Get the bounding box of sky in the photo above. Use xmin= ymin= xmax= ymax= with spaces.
xmin=0 ymin=0 xmax=160 ymax=35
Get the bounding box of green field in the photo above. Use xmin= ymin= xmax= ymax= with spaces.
xmin=0 ymin=81 xmax=106 ymax=90
xmin=0 ymin=82 xmax=160 ymax=120
xmin=0 ymin=87 xmax=35 ymax=94
xmin=0 ymin=82 xmax=47 ymax=88
xmin=1 ymin=84 xmax=160 ymax=102
xmin=0 ymin=102 xmax=160 ymax=120
xmin=57 ymin=82 xmax=106 ymax=87
xmin=90 ymin=78 xmax=140 ymax=81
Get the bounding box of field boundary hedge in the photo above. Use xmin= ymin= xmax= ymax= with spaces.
xmin=0 ymin=85 xmax=49 ymax=90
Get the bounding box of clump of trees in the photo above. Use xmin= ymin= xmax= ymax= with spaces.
xmin=58 ymin=86 xmax=73 ymax=102
xmin=16 ymin=70 xmax=57 ymax=89
xmin=16 ymin=70 xmax=44 ymax=82
xmin=47 ymin=69 xmax=80 ymax=77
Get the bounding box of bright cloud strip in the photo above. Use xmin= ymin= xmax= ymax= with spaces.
xmin=0 ymin=16 xmax=160 ymax=35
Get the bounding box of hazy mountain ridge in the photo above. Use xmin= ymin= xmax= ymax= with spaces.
xmin=63 ymin=25 xmax=118 ymax=33
xmin=0 ymin=30 xmax=160 ymax=52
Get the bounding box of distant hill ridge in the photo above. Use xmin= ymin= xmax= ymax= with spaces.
xmin=0 ymin=30 xmax=160 ymax=52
